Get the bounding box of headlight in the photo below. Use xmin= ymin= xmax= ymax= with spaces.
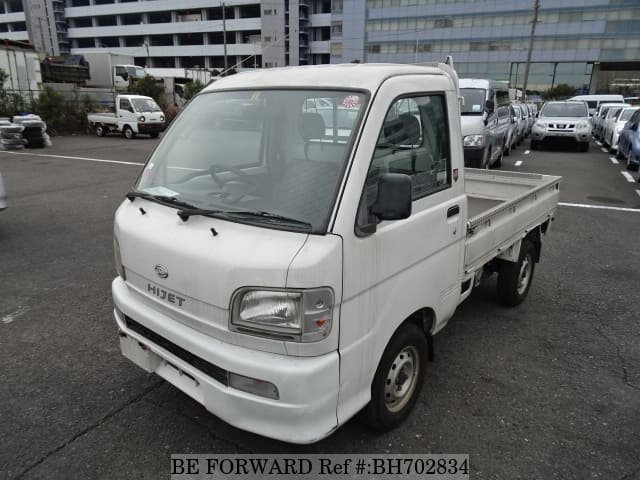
xmin=576 ymin=121 xmax=589 ymax=129
xmin=160 ymin=115 xmax=165 ymax=122
xmin=138 ymin=116 xmax=146 ymax=122
xmin=113 ymin=236 xmax=126 ymax=280
xmin=535 ymin=120 xmax=546 ymax=129
xmin=231 ymin=288 xmax=334 ymax=342
xmin=463 ymin=135 xmax=484 ymax=147
xmin=616 ymin=127 xmax=623 ymax=134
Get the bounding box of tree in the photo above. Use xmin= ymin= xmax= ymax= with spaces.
xmin=184 ymin=79 xmax=204 ymax=101
xmin=542 ymin=83 xmax=575 ymax=100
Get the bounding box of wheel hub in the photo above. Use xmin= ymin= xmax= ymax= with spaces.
xmin=385 ymin=346 xmax=420 ymax=412
xmin=517 ymin=255 xmax=532 ymax=295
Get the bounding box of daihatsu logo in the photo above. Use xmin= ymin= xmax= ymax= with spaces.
xmin=155 ymin=264 xmax=169 ymax=279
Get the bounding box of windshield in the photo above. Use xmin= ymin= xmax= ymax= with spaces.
xmin=540 ymin=102 xmax=587 ymax=118
xmin=135 ymin=89 xmax=367 ymax=233
xmin=620 ymin=109 xmax=637 ymax=121
xmin=460 ymin=88 xmax=486 ymax=114
xmin=132 ymin=97 xmax=161 ymax=112
xmin=127 ymin=66 xmax=146 ymax=79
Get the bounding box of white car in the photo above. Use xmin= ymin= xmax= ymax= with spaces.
xmin=605 ymin=106 xmax=639 ymax=152
xmin=531 ymin=101 xmax=592 ymax=151
xmin=602 ymin=106 xmax=626 ymax=147
xmin=0 ymin=168 xmax=7 ymax=212
xmin=593 ymin=102 xmax=628 ymax=141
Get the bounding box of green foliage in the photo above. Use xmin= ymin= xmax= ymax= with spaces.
xmin=33 ymin=86 xmax=66 ymax=133
xmin=184 ymin=79 xmax=204 ymax=101
xmin=0 ymin=68 xmax=33 ymax=117
xmin=129 ymin=75 xmax=167 ymax=109
xmin=542 ymin=83 xmax=575 ymax=100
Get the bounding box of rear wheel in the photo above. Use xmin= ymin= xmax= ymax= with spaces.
xmin=95 ymin=124 xmax=105 ymax=137
xmin=497 ymin=239 xmax=536 ymax=307
xmin=123 ymin=125 xmax=135 ymax=140
xmin=628 ymin=150 xmax=639 ymax=171
xmin=365 ymin=323 xmax=428 ymax=432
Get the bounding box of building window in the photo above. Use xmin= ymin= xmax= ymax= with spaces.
xmin=330 ymin=42 xmax=343 ymax=56
xmin=331 ymin=22 xmax=342 ymax=35
xmin=332 ymin=0 xmax=343 ymax=13
xmin=434 ymin=17 xmax=453 ymax=28
xmin=263 ymin=9 xmax=276 ymax=15
xmin=366 ymin=44 xmax=381 ymax=54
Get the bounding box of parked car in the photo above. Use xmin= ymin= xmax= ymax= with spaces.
xmin=530 ymin=100 xmax=592 ymax=151
xmin=593 ymin=103 xmax=627 ymax=141
xmin=525 ymin=103 xmax=537 ymax=134
xmin=602 ymin=106 xmax=626 ymax=147
xmin=617 ymin=108 xmax=640 ymax=173
xmin=0 ymin=168 xmax=6 ymax=212
xmin=113 ymin=63 xmax=561 ymax=443
xmin=568 ymin=94 xmax=625 ymax=117
xmin=459 ymin=78 xmax=510 ymax=168
xmin=504 ymin=104 xmax=519 ymax=155
xmin=511 ymin=103 xmax=528 ymax=145
xmin=606 ymin=106 xmax=639 ymax=152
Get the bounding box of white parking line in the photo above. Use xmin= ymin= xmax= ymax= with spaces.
xmin=621 ymin=171 xmax=635 ymax=183
xmin=0 ymin=150 xmax=144 ymax=166
xmin=601 ymin=147 xmax=609 ymax=153
xmin=636 ymin=189 xmax=640 ymax=198
xmin=609 ymin=156 xmax=619 ymax=164
xmin=559 ymin=202 xmax=640 ymax=213
xmin=524 ymin=150 xmax=530 ymax=155
xmin=595 ymin=140 xmax=602 ymax=146
xmin=515 ymin=160 xmax=523 ymax=166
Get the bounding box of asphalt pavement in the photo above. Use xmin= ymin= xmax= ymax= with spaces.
xmin=0 ymin=134 xmax=639 ymax=480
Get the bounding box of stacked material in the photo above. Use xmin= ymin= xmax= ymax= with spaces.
xmin=12 ymin=115 xmax=50 ymax=148
xmin=0 ymin=120 xmax=27 ymax=150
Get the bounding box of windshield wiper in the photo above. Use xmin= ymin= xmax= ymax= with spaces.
xmin=225 ymin=211 xmax=312 ymax=231
xmin=126 ymin=191 xmax=199 ymax=210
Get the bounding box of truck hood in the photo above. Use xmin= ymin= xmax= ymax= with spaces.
xmin=114 ymin=199 xmax=309 ymax=336
xmin=460 ymin=115 xmax=484 ymax=137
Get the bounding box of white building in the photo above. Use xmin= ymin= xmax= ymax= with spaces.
xmin=0 ymin=0 xmax=332 ymax=70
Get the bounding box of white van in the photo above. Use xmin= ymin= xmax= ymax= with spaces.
xmin=568 ymin=94 xmax=625 ymax=116
xmin=113 ymin=64 xmax=561 ymax=443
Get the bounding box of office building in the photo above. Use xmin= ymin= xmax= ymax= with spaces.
xmin=333 ymin=0 xmax=640 ymax=94
xmin=0 ymin=0 xmax=331 ymax=70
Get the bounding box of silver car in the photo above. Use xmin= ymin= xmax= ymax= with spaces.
xmin=530 ymin=101 xmax=592 ymax=151
xmin=0 ymin=168 xmax=7 ymax=212
xmin=511 ymin=103 xmax=528 ymax=145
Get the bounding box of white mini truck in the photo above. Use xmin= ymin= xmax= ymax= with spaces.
xmin=88 ymin=94 xmax=165 ymax=139
xmin=112 ymin=64 xmax=561 ymax=443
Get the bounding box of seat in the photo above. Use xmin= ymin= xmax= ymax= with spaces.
xmin=298 ymin=112 xmax=325 ymax=160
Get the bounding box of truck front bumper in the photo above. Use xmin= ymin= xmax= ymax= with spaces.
xmin=463 ymin=146 xmax=485 ymax=168
xmin=112 ymin=278 xmax=339 ymax=444
xmin=137 ymin=122 xmax=165 ymax=133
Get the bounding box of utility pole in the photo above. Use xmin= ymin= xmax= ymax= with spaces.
xmin=414 ymin=30 xmax=419 ymax=63
xmin=222 ymin=2 xmax=228 ymax=72
xmin=521 ymin=0 xmax=540 ymax=103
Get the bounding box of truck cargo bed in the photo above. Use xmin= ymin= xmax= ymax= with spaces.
xmin=464 ymin=169 xmax=561 ymax=273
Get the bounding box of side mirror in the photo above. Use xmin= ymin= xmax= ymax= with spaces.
xmin=371 ymin=173 xmax=412 ymax=221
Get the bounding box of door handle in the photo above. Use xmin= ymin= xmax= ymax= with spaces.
xmin=447 ymin=205 xmax=460 ymax=218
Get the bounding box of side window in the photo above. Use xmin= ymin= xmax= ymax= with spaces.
xmin=359 ymin=94 xmax=451 ymax=225
xmin=119 ymin=99 xmax=132 ymax=112
xmin=496 ymin=90 xmax=510 ymax=108
xmin=487 ymin=89 xmax=496 ymax=113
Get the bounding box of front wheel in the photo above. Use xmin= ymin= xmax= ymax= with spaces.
xmin=579 ymin=142 xmax=589 ymax=152
xmin=123 ymin=126 xmax=135 ymax=140
xmin=530 ymin=140 xmax=538 ymax=150
xmin=365 ymin=323 xmax=428 ymax=432
xmin=497 ymin=239 xmax=536 ymax=307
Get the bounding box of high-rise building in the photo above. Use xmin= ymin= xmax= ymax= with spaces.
xmin=333 ymin=0 xmax=640 ymax=95
xmin=0 ymin=0 xmax=331 ymax=70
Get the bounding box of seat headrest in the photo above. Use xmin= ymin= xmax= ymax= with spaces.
xmin=299 ymin=112 xmax=325 ymax=141
xmin=381 ymin=113 xmax=421 ymax=145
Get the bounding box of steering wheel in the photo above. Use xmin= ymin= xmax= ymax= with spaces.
xmin=208 ymin=165 xmax=258 ymax=187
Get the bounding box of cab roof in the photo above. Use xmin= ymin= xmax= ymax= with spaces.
xmin=203 ymin=63 xmax=452 ymax=93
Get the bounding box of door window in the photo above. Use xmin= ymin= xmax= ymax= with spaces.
xmin=358 ymin=94 xmax=451 ymax=227
xmin=119 ymin=99 xmax=132 ymax=112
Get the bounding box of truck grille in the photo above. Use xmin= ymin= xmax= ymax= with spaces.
xmin=124 ymin=315 xmax=229 ymax=386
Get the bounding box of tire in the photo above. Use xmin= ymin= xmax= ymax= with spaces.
xmin=95 ymin=124 xmax=105 ymax=137
xmin=365 ymin=323 xmax=428 ymax=432
xmin=628 ymin=151 xmax=639 ymax=171
xmin=495 ymin=143 xmax=504 ymax=168
xmin=484 ymin=148 xmax=491 ymax=169
xmin=530 ymin=140 xmax=538 ymax=150
xmin=504 ymin=138 xmax=511 ymax=156
xmin=497 ymin=239 xmax=536 ymax=307
xmin=580 ymin=142 xmax=589 ymax=152
xmin=123 ymin=125 xmax=135 ymax=139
